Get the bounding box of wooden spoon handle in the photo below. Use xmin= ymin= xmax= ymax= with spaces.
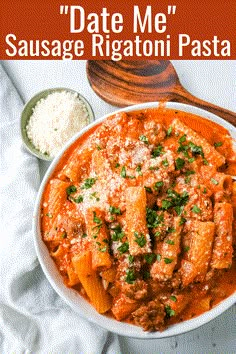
xmin=173 ymin=85 xmax=236 ymax=127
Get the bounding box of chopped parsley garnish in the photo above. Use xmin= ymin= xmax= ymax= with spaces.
xmin=81 ymin=178 xmax=96 ymax=189
xmin=192 ymin=205 xmax=201 ymax=214
xmin=188 ymin=142 xmax=204 ymax=158
xmin=149 ymin=166 xmax=159 ymax=171
xmin=136 ymin=165 xmax=143 ymax=175
xmin=175 ymin=205 xmax=184 ymax=216
xmin=151 ymin=145 xmax=163 ymax=157
xmin=166 ymin=126 xmax=173 ymax=137
xmin=146 ymin=208 xmax=164 ymax=228
xmin=184 ymin=246 xmax=190 ymax=252
xmin=139 ymin=135 xmax=149 ymax=144
xmin=203 ymin=158 xmax=209 ymax=165
xmin=175 ymin=157 xmax=185 ymax=170
xmin=214 ymin=141 xmax=223 ymax=147
xmin=82 ymin=233 xmax=87 ymax=238
xmin=72 ymin=195 xmax=84 ymax=203
xmin=144 ymin=253 xmax=156 ymax=264
xmin=144 ymin=186 xmax=153 ymax=193
xmin=109 ymin=206 xmax=121 ymax=215
xmin=66 ymin=185 xmax=77 ymax=196
xmin=162 ymin=158 xmax=169 ymax=167
xmin=211 ymin=178 xmax=219 ymax=185
xmin=46 ymin=213 xmax=53 ymax=218
xmin=178 ymin=134 xmax=187 ymax=143
xmin=179 ymin=217 xmax=187 ymax=225
xmin=164 ymin=257 xmax=173 ymax=264
xmin=203 ymin=187 xmax=207 ymax=194
xmin=125 ymin=269 xmax=136 ymax=284
xmin=117 ymin=242 xmax=129 ymax=254
xmin=154 ymin=231 xmax=161 ymax=237
xmin=93 ymin=212 xmax=102 ymax=224
xmin=161 ymin=189 xmax=189 ymax=211
xmin=128 ymin=255 xmax=134 ymax=263
xmin=115 ymin=163 xmax=120 ymax=168
xmin=165 ymin=305 xmax=176 ymax=317
xmin=156 ymin=254 xmax=162 ymax=262
xmin=96 ymin=145 xmax=102 ymax=150
xmin=154 ymin=181 xmax=164 ymax=190
xmin=167 ymin=227 xmax=176 ymax=234
xmin=188 ymin=157 xmax=195 ymax=163
xmin=110 ymin=225 xmax=124 ymax=241
xmin=170 ymin=295 xmax=177 ymax=302
xmin=165 ymin=239 xmax=175 ymax=245
xmin=185 ymin=170 xmax=195 ymax=176
xmin=99 ymin=246 xmax=107 ymax=253
xmin=120 ymin=166 xmax=127 ymax=178
xmin=134 ymin=231 xmax=146 ymax=247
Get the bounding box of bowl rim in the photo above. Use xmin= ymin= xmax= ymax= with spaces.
xmin=20 ymin=87 xmax=95 ymax=161
xmin=33 ymin=101 xmax=236 ymax=338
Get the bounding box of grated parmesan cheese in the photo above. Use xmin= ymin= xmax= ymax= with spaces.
xmin=26 ymin=91 xmax=91 ymax=157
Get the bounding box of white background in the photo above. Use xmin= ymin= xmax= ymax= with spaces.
xmin=2 ymin=59 xmax=236 ymax=353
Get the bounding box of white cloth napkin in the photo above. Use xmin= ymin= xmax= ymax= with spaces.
xmin=0 ymin=63 xmax=121 ymax=353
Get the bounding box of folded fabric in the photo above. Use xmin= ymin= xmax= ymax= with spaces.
xmin=0 ymin=63 xmax=121 ymax=353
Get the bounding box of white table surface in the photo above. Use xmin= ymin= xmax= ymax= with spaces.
xmin=2 ymin=59 xmax=236 ymax=353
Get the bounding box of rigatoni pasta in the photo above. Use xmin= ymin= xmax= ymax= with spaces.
xmin=41 ymin=107 xmax=236 ymax=332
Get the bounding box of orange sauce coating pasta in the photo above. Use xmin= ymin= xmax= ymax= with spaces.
xmin=41 ymin=107 xmax=236 ymax=331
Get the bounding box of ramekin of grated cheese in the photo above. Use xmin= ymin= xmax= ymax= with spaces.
xmin=21 ymin=88 xmax=94 ymax=161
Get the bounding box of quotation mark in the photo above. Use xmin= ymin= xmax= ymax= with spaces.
xmin=168 ymin=5 xmax=176 ymax=15
xmin=60 ymin=5 xmax=69 ymax=15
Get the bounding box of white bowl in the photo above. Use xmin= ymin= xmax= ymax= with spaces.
xmin=33 ymin=102 xmax=236 ymax=338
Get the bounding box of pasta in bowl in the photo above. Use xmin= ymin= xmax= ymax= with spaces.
xmin=34 ymin=102 xmax=236 ymax=337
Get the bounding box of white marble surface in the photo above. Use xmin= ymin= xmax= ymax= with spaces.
xmin=2 ymin=59 xmax=236 ymax=353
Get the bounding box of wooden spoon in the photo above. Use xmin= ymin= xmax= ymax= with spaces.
xmin=86 ymin=60 xmax=236 ymax=127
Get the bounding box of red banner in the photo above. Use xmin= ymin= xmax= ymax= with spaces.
xmin=0 ymin=0 xmax=235 ymax=60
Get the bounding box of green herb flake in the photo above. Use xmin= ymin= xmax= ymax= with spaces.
xmin=134 ymin=231 xmax=146 ymax=248
xmin=179 ymin=217 xmax=187 ymax=225
xmin=120 ymin=166 xmax=127 ymax=178
xmin=128 ymin=255 xmax=134 ymax=263
xmin=211 ymin=178 xmax=219 ymax=185
xmin=203 ymin=158 xmax=209 ymax=165
xmin=149 ymin=166 xmax=159 ymax=171
xmin=154 ymin=181 xmax=164 ymax=190
xmin=165 ymin=239 xmax=175 ymax=245
xmin=81 ymin=178 xmax=96 ymax=189
xmin=162 ymin=199 xmax=173 ymax=210
xmin=151 ymin=145 xmax=163 ymax=158
xmin=164 ymin=257 xmax=173 ymax=264
xmin=203 ymin=187 xmax=207 ymax=194
xmin=144 ymin=186 xmax=153 ymax=194
xmin=185 ymin=170 xmax=195 ymax=176
xmin=214 ymin=142 xmax=223 ymax=147
xmin=192 ymin=205 xmax=201 ymax=214
xmin=82 ymin=233 xmax=87 ymax=238
xmin=115 ymin=163 xmax=120 ymax=168
xmin=109 ymin=206 xmax=121 ymax=215
xmin=154 ymin=231 xmax=161 ymax=238
xmin=167 ymin=227 xmax=176 ymax=234
xmin=184 ymin=246 xmax=190 ymax=252
xmin=146 ymin=208 xmax=164 ymax=228
xmin=165 ymin=305 xmax=176 ymax=317
xmin=156 ymin=254 xmax=162 ymax=262
xmin=136 ymin=165 xmax=143 ymax=175
xmin=166 ymin=126 xmax=173 ymax=137
xmin=96 ymin=145 xmax=102 ymax=150
xmin=117 ymin=242 xmax=129 ymax=254
xmin=110 ymin=225 xmax=124 ymax=241
xmin=66 ymin=185 xmax=77 ymax=196
xmin=144 ymin=253 xmax=156 ymax=264
xmin=178 ymin=134 xmax=187 ymax=143
xmin=93 ymin=212 xmax=102 ymax=224
xmin=125 ymin=269 xmax=136 ymax=284
xmin=175 ymin=157 xmax=185 ymax=170
xmin=170 ymin=295 xmax=177 ymax=302
xmin=139 ymin=135 xmax=149 ymax=144
xmin=188 ymin=157 xmax=195 ymax=163
xmin=72 ymin=195 xmax=84 ymax=203
xmin=162 ymin=158 xmax=169 ymax=167
xmin=46 ymin=213 xmax=53 ymax=218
